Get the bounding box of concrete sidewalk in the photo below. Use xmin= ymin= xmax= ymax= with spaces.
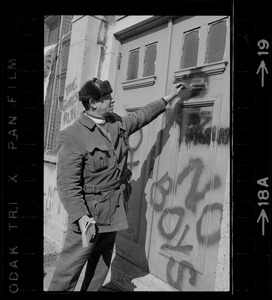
xmin=43 ymin=237 xmax=120 ymax=292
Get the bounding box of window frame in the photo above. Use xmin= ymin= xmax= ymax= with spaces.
xmin=44 ymin=17 xmax=72 ymax=159
xmin=57 ymin=34 xmax=71 ymax=111
xmin=44 ymin=16 xmax=61 ymax=47
xmin=179 ymin=17 xmax=229 ymax=71
xmin=122 ymin=42 xmax=158 ymax=90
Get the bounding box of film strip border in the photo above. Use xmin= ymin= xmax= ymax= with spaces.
xmin=233 ymin=0 xmax=271 ymax=296
xmin=1 ymin=1 xmax=271 ymax=296
xmin=2 ymin=16 xmax=43 ymax=295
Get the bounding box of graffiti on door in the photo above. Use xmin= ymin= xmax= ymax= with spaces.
xmin=175 ymin=105 xmax=230 ymax=147
xmin=150 ymin=156 xmax=225 ymax=290
xmin=166 ymin=259 xmax=197 ymax=289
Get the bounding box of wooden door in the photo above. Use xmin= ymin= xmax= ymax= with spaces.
xmin=147 ymin=16 xmax=230 ymax=290
xmin=114 ymin=22 xmax=170 ymax=270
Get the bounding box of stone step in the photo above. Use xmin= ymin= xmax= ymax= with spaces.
xmin=110 ymin=253 xmax=178 ymax=291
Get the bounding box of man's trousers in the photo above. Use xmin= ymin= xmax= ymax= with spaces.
xmin=47 ymin=221 xmax=117 ymax=291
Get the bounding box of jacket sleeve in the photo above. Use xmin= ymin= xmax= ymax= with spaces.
xmin=56 ymin=132 xmax=90 ymax=223
xmin=121 ymin=98 xmax=166 ymax=136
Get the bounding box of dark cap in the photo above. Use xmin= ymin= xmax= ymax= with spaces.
xmin=78 ymin=78 xmax=113 ymax=101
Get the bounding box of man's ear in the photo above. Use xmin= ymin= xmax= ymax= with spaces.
xmin=89 ymin=98 xmax=97 ymax=109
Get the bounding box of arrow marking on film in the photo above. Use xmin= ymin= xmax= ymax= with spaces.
xmin=256 ymin=60 xmax=269 ymax=87
xmin=257 ymin=209 xmax=269 ymax=236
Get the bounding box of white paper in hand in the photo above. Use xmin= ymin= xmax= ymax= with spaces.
xmin=82 ymin=220 xmax=96 ymax=247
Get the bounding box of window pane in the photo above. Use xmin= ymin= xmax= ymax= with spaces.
xmin=143 ymin=43 xmax=157 ymax=77
xmin=61 ymin=42 xmax=70 ymax=72
xmin=180 ymin=30 xmax=199 ymax=69
xmin=44 ymin=25 xmax=49 ymax=46
xmin=59 ymin=75 xmax=66 ymax=98
xmin=127 ymin=49 xmax=139 ymax=80
xmin=205 ymin=20 xmax=227 ymax=64
xmin=48 ymin=25 xmax=59 ymax=45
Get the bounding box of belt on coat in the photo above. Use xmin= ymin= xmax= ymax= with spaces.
xmin=83 ymin=168 xmax=132 ymax=194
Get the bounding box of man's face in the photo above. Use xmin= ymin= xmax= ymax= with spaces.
xmin=95 ymin=94 xmax=115 ymax=116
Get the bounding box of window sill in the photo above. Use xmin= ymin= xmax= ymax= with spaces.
xmin=44 ymin=152 xmax=57 ymax=165
xmin=174 ymin=60 xmax=228 ymax=80
xmin=121 ymin=75 xmax=157 ymax=90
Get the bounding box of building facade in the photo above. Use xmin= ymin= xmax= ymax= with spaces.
xmin=44 ymin=15 xmax=230 ymax=291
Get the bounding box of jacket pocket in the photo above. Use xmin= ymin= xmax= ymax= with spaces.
xmin=87 ymin=145 xmax=114 ymax=173
xmin=86 ymin=195 xmax=111 ymax=226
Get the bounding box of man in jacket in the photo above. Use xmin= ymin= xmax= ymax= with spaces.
xmin=48 ymin=78 xmax=184 ymax=291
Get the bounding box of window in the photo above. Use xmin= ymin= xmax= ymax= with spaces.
xmin=179 ymin=19 xmax=228 ymax=70
xmin=58 ymin=40 xmax=70 ymax=103
xmin=205 ymin=20 xmax=227 ymax=64
xmin=44 ymin=16 xmax=72 ymax=154
xmin=48 ymin=25 xmax=59 ymax=45
xmin=58 ymin=75 xmax=66 ymax=103
xmin=126 ymin=42 xmax=158 ymax=81
xmin=143 ymin=43 xmax=157 ymax=77
xmin=127 ymin=48 xmax=140 ymax=80
xmin=180 ymin=29 xmax=199 ymax=69
xmin=44 ymin=16 xmax=60 ymax=47
xmin=61 ymin=41 xmax=70 ymax=73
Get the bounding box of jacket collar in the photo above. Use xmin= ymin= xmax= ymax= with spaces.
xmin=77 ymin=110 xmax=127 ymax=132
xmin=78 ymin=111 xmax=97 ymax=130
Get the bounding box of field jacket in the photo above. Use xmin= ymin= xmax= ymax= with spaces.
xmin=56 ymin=98 xmax=166 ymax=233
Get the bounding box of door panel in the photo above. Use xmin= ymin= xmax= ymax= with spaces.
xmin=146 ymin=15 xmax=230 ymax=291
xmin=161 ymin=104 xmax=217 ymax=274
xmin=147 ymin=96 xmax=224 ymax=290
xmin=114 ymin=23 xmax=169 ymax=270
